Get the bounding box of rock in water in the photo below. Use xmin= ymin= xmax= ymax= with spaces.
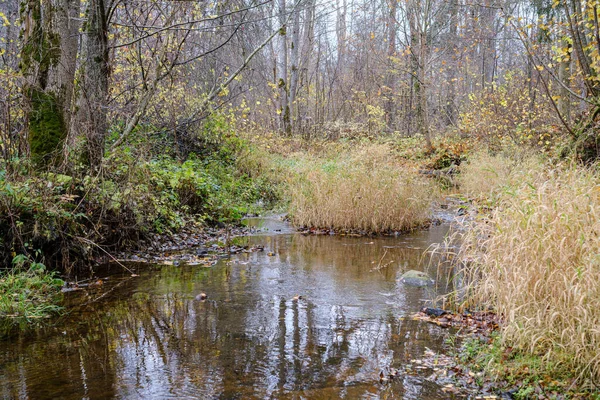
xmin=422 ymin=307 xmax=448 ymax=317
xmin=195 ymin=293 xmax=208 ymax=301
xmin=400 ymin=270 xmax=434 ymax=287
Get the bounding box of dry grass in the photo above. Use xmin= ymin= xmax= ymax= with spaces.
xmin=457 ymin=151 xmax=542 ymax=204
xmin=285 ymin=144 xmax=437 ymax=233
xmin=454 ymin=161 xmax=600 ymax=385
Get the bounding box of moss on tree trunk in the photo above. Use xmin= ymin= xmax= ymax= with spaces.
xmin=20 ymin=0 xmax=70 ymax=167
xmin=28 ymin=88 xmax=66 ymax=166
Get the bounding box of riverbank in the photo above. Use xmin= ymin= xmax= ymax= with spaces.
xmin=0 ymin=133 xmax=464 ymax=325
xmin=0 ymin=129 xmax=279 ymax=321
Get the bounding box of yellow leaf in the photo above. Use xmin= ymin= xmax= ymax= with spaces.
xmin=0 ymin=12 xmax=9 ymax=27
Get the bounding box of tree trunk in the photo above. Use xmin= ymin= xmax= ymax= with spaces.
xmin=48 ymin=0 xmax=80 ymax=133
xmin=21 ymin=0 xmax=79 ymax=167
xmin=300 ymin=0 xmax=315 ymax=79
xmin=445 ymin=0 xmax=458 ymax=125
xmin=481 ymin=0 xmax=497 ymax=85
xmin=289 ymin=2 xmax=301 ymax=133
xmin=408 ymin=1 xmax=430 ymax=148
xmin=336 ymin=0 xmax=347 ymax=70
xmin=299 ymin=0 xmax=315 ymax=134
xmin=384 ymin=0 xmax=397 ymax=130
xmin=558 ymin=36 xmax=572 ymax=122
xmin=564 ymin=0 xmax=598 ymax=97
xmin=277 ymin=0 xmax=291 ymax=135
xmin=83 ymin=0 xmax=109 ymax=170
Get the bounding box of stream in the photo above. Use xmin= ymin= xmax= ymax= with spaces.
xmin=0 ymin=215 xmax=461 ymax=399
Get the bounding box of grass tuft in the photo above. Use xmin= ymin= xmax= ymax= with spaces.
xmin=284 ymin=144 xmax=438 ymax=233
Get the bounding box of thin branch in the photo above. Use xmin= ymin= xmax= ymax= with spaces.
xmin=183 ymin=0 xmax=302 ymax=124
xmin=110 ymin=0 xmax=272 ymax=48
xmin=505 ymin=8 xmax=591 ymax=104
xmin=74 ymin=236 xmax=135 ymax=275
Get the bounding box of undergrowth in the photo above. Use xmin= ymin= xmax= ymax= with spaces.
xmin=457 ymin=150 xmax=543 ymax=205
xmin=0 ymin=118 xmax=278 ymax=273
xmin=0 ymin=255 xmax=64 ymax=322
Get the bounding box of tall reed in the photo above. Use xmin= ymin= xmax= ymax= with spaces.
xmin=455 ymin=159 xmax=600 ymax=384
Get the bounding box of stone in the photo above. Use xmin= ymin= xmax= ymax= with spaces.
xmin=400 ymin=270 xmax=434 ymax=287
xmin=422 ymin=307 xmax=448 ymax=317
xmin=195 ymin=293 xmax=208 ymax=301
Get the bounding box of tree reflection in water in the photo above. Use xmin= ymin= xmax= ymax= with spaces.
xmin=0 ymin=223 xmax=455 ymax=399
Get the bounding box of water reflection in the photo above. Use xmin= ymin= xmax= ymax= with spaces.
xmin=0 ymin=224 xmax=456 ymax=399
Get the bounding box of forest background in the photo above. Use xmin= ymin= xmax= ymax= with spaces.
xmin=3 ymin=0 xmax=600 ymax=394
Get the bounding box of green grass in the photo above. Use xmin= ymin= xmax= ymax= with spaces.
xmin=0 ymin=256 xmax=64 ymax=321
xmin=457 ymin=333 xmax=600 ymax=399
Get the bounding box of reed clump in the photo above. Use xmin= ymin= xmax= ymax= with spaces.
xmin=456 ymin=161 xmax=600 ymax=385
xmin=285 ymin=144 xmax=437 ymax=233
xmin=457 ymin=151 xmax=542 ymax=204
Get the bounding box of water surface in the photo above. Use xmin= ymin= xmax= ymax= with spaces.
xmin=0 ymin=218 xmax=458 ymax=399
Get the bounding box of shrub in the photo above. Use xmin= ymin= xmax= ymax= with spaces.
xmin=0 ymin=137 xmax=279 ymax=271
xmin=459 ymin=71 xmax=559 ymax=151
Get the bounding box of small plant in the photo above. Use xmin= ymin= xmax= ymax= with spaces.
xmin=0 ymin=255 xmax=64 ymax=321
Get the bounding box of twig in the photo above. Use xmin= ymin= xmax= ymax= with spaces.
xmin=82 ymin=278 xmax=130 ymax=306
xmin=371 ymin=248 xmax=393 ymax=272
xmin=74 ymin=236 xmax=135 ymax=274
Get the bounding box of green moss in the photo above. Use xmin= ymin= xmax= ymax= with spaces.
xmin=28 ymin=88 xmax=66 ymax=166
xmin=20 ymin=0 xmax=60 ymax=75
